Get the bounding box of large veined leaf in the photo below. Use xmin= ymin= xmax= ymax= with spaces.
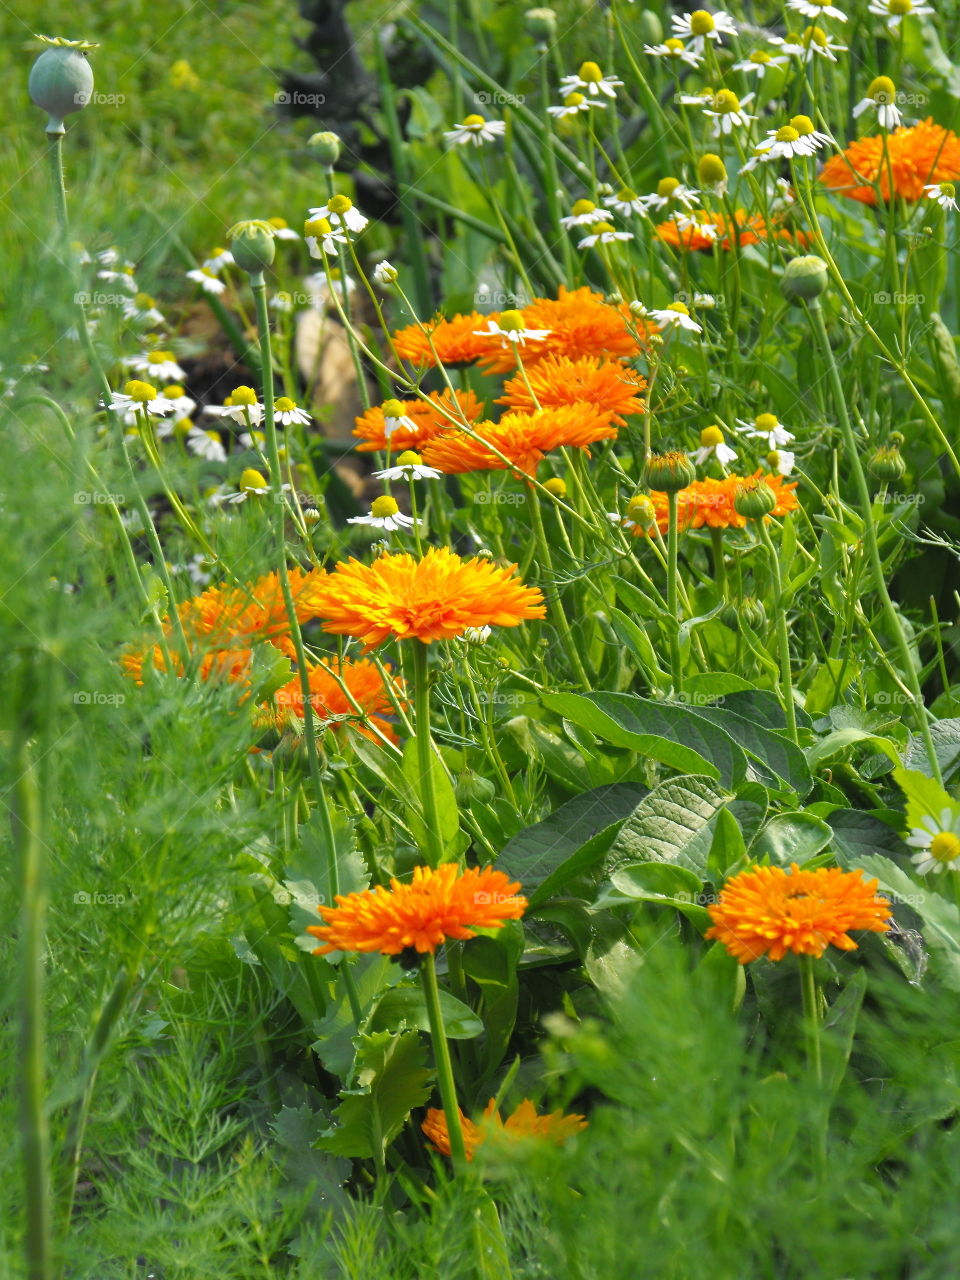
xmin=825 ymin=808 xmax=908 ymax=866
xmin=905 ymin=719 xmax=960 ymax=783
xmin=368 ymin=984 xmax=483 ymax=1040
xmin=604 ymin=774 xmax=734 ymax=877
xmin=749 ymin=812 xmax=834 ymax=865
xmin=856 ymin=855 xmax=960 ymax=992
xmin=402 ymin=737 xmax=461 ymax=862
xmin=690 ymin=703 xmax=812 ymax=795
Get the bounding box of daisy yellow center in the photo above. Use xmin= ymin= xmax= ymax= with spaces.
xmin=940 ymin=182 xmax=956 ymax=197
xmin=232 ymin=386 xmax=259 ymax=406
xmin=657 ymin=177 xmax=681 ymax=197
xmin=397 ymin=450 xmax=422 ymax=465
xmin=328 ymin=194 xmax=353 ymax=214
xmin=755 ymin=412 xmax=779 ymax=432
xmin=588 ymin=222 xmax=616 ymax=235
xmin=665 ymin=38 xmax=685 ymax=53
xmin=690 ymin=10 xmax=716 ymax=34
xmin=571 ymin=198 xmax=596 ymax=216
xmin=790 ymin=114 xmax=815 ymax=136
xmin=617 ymin=186 xmax=639 ymax=201
xmin=930 ymin=832 xmax=960 ymax=862
xmin=125 ymin=380 xmax=157 ymax=402
xmin=868 ymin=75 xmax=897 ymax=103
xmin=371 ymin=495 xmax=400 ymax=519
xmin=500 ymin=309 xmax=527 ymax=331
xmin=563 ymin=92 xmax=586 ymax=106
xmin=200 ymin=268 xmax=217 ymax=278
xmin=382 ymin=399 xmax=405 ymax=418
xmin=666 ymin=301 xmax=690 ymax=317
xmin=750 ymin=51 xmax=771 ymax=64
xmin=767 ymin=450 xmax=781 ymax=468
xmin=802 ymin=25 xmax=829 ymax=46
xmin=776 ymin=125 xmax=801 ymax=143
xmin=578 ymin=61 xmax=603 ymax=82
xmin=888 ymin=0 xmax=912 ymax=11
xmin=700 ymin=425 xmax=724 ymax=447
xmin=462 ymin=114 xmax=486 ymax=128
xmin=713 ymin=90 xmax=741 ymax=113
xmin=275 ymin=396 xmax=297 ymax=411
xmin=174 ymin=417 xmax=193 ymax=437
xmin=205 ymin=431 xmax=222 ymax=444
xmin=163 ymin=385 xmax=185 ymax=398
xmin=543 ymin=477 xmax=567 ymax=497
xmin=240 ymin=468 xmax=267 ymax=492
xmin=304 ymin=217 xmax=332 ymax=237
xmin=698 ymin=153 xmax=727 ymax=184
xmin=627 ymin=494 xmax=656 ymax=524
xmin=211 ymin=246 xmax=227 ymax=256
xmin=147 ymin=351 xmax=173 ymax=365
xmin=268 ymin=217 xmax=288 ymax=229
xmin=134 ymin=292 xmax=155 ymax=308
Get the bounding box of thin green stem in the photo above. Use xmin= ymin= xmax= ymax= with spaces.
xmin=421 ymin=952 xmax=467 ymax=1173
xmin=667 ymin=490 xmax=682 ymax=693
xmin=411 ymin=639 xmax=448 ymax=870
xmin=757 ymin=519 xmax=799 ymax=745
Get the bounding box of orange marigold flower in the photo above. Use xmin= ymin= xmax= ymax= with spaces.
xmin=498 ymin=354 xmax=647 ymax=425
xmin=422 ymin=1098 xmax=588 ymax=1161
xmin=392 ymin=311 xmax=500 ymax=367
xmin=820 ymin=118 xmax=960 ymax=205
xmin=352 ymin=389 xmax=486 ymax=453
xmin=121 ymin=643 xmax=255 ymax=686
xmin=271 ymin=657 xmax=406 ymax=744
xmin=176 ymin=567 xmax=329 ymax=657
xmin=706 ymin=862 xmax=892 ymax=964
xmin=422 ymin=403 xmax=617 ymax=478
xmin=655 ymin=210 xmax=808 ymax=252
xmin=307 ymin=862 xmax=527 ymax=955
xmin=625 ymin=472 xmax=799 ymax=537
xmin=309 ymin=546 xmax=546 ymax=650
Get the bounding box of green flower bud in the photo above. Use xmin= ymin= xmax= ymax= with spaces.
xmin=733 ymin=478 xmax=777 ymax=519
xmin=643 ymin=451 xmax=696 ymax=493
xmin=721 ymin=597 xmax=767 ymax=631
xmin=636 ymin=9 xmax=664 ymax=43
xmin=226 ymin=220 xmax=276 ymax=273
xmin=868 ymin=442 xmax=907 ymax=482
xmin=525 ymin=7 xmax=557 ymax=42
xmin=780 ymin=255 xmax=829 ymax=302
xmin=29 ymin=35 xmax=97 ymax=135
xmin=455 ymin=770 xmax=498 ymax=803
xmin=307 ymin=130 xmax=342 ymax=166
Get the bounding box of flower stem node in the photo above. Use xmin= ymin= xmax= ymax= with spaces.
xmin=307 ymin=130 xmax=342 ymax=166
xmin=226 ymin=220 xmax=276 ymax=274
xmin=643 ymin=451 xmax=697 ymax=492
xmin=29 ymin=36 xmax=96 ymax=134
xmin=780 ymin=254 xmax=829 ymax=301
xmin=734 ymin=477 xmax=777 ymax=519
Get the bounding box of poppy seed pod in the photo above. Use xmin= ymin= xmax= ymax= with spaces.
xmin=226 ymin=220 xmax=276 ymax=273
xmin=780 ymin=255 xmax=829 ymax=302
xmin=307 ymin=131 xmax=341 ymax=167
xmin=29 ymin=36 xmax=97 ymax=135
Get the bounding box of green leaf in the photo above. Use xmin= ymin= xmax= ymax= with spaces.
xmin=471 ymin=1189 xmax=513 ymax=1275
xmin=270 ymin=1104 xmax=350 ymax=1211
xmin=827 ymin=808 xmax=908 ymax=867
xmin=608 ymin=861 xmax=710 ymax=928
xmin=294 ymin=808 xmax=369 ymax=908
xmin=892 ymin=765 xmax=960 ymax=832
xmin=605 ymin=774 xmax=733 ymax=878
xmin=821 ymin=970 xmax=867 ymax=1102
xmin=905 ymin=718 xmax=960 ymax=783
xmin=856 ymin=855 xmax=960 ymax=992
xmin=368 ymin=984 xmax=483 ymax=1040
xmin=697 ymin=940 xmax=747 ymax=1012
xmin=690 ymin=703 xmax=812 ymax=795
xmin=311 ymin=954 xmax=399 ymax=1078
xmin=608 ymin=607 xmax=670 ymax=689
xmin=708 ymin=805 xmax=749 ymax=882
xmin=402 ymin=737 xmax=461 ymax=860
xmin=750 ymin=812 xmax=834 ymax=865
xmin=317 ymin=1030 xmax=432 ymax=1162
xmin=806 ymin=728 xmax=900 ymax=774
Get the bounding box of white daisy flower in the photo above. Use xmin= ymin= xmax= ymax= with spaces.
xmin=107 ymin=381 xmax=179 ymax=418
xmin=270 ymin=291 xmax=295 ymax=313
xmin=732 ymin=50 xmax=790 ymax=76
xmin=787 ymin=0 xmax=848 ymax=20
xmin=747 ymin=120 xmax=830 ymax=164
xmin=458 ymin=626 xmax=492 ymax=644
xmin=677 ymin=89 xmax=717 ymax=106
xmin=72 ymin=242 xmax=92 ymax=265
xmin=170 ymin=553 xmax=214 ymax=586
xmin=443 ymin=114 xmax=507 ymax=147
xmin=205 ymin=387 xmax=264 ymax=425
xmin=560 ymin=61 xmax=623 ymax=99
xmin=905 ymin=809 xmax=960 ymax=875
xmin=703 ymin=90 xmax=756 ymax=137
xmin=868 ymin=0 xmax=933 ymax=27
xmin=670 ymin=9 xmax=739 ymax=52
xmin=239 ymin=429 xmax=266 ymax=451
xmin=604 ymin=187 xmax=647 ymax=216
xmin=475 ymin=310 xmax=551 ymax=346
xmin=853 ymin=76 xmax=902 ymax=129
xmin=202 ymin=247 xmax=235 ymax=271
xmin=159 ymin=385 xmax=196 ymax=418
xmin=648 ymin=302 xmax=702 ymax=333
xmin=643 ymin=38 xmax=703 ymax=67
xmin=273 ymin=396 xmax=312 ymax=426
xmin=97 ymin=268 xmax=138 ymax=292
xmin=373 ymin=450 xmax=442 ymax=481
xmin=372 ymin=260 xmax=399 ymax=286
xmin=121 ymin=292 xmax=165 ymax=326
xmin=577 ymin=222 xmax=634 ymax=248
xmin=690 ymin=425 xmax=737 ymax=466
xmin=304 ymin=269 xmax=356 ymax=304
xmin=267 ymin=217 xmax=300 ymax=240
xmin=304 ymin=216 xmax=349 ymax=258
xmin=186 ymin=267 xmax=226 ymax=295
xmin=608 ymin=494 xmax=658 ymax=533
xmin=771 ymin=27 xmax=847 ymax=60
xmin=547 ymin=91 xmax=600 ymax=118
xmin=764 ymin=449 xmax=796 ymax=476
xmin=124 ymin=350 xmax=187 ymax=382
xmin=379 ymin=399 xmax=420 ymax=441
xmin=96 ymin=246 xmax=124 ymax=266
xmin=736 ymin=413 xmax=795 ymax=449
xmin=560 ymin=199 xmax=611 ymax=228
xmin=924 ymin=181 xmax=959 ymax=211
xmin=348 ymin=495 xmax=422 ymax=532
xmin=308 ymin=195 xmax=369 ymax=234
xmin=637 ymin=178 xmax=700 ymax=212
xmin=187 ymin=428 xmax=227 ymax=463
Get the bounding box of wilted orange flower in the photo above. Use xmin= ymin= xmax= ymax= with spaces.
xmin=706 ymin=862 xmax=892 ymax=964
xmin=623 ymin=472 xmax=799 ymax=537
xmin=655 ymin=210 xmax=809 ymax=252
xmin=121 ymin=643 xmax=255 ymax=686
xmin=308 ymin=862 xmax=527 ymax=955
xmin=498 ymin=354 xmax=647 ymax=425
xmin=820 ymin=118 xmax=960 ymax=205
xmin=352 ymin=389 xmax=486 ymax=453
xmin=310 ymin=546 xmax=545 ymax=650
xmin=393 ymin=311 xmax=500 ymax=367
xmin=422 ymin=1098 xmax=588 ymax=1161
xmin=270 ymin=657 xmax=406 ymax=744
xmin=479 ymin=286 xmax=651 ymax=373
xmin=422 ymin=404 xmax=617 ymax=478
xmin=176 ymin=567 xmax=329 ymax=658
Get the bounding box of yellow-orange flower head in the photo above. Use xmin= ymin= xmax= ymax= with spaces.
xmin=422 ymin=1097 xmax=588 ymax=1160
xmin=706 ymin=863 xmax=892 ymax=964
xmin=820 ymin=118 xmax=960 ymax=205
xmin=308 ymin=862 xmax=527 ymax=955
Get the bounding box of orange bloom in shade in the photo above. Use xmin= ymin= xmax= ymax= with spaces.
xmin=498 ymin=354 xmax=647 ymax=426
xmin=479 ymin=286 xmax=652 ymax=374
xmin=706 ymin=863 xmax=892 ymax=964
xmin=820 ymin=118 xmax=960 ymax=205
xmin=422 ymin=1098 xmax=588 ymax=1161
xmin=121 ymin=643 xmax=255 ymax=686
xmin=392 ymin=311 xmax=500 ymax=367
xmin=271 ymin=657 xmax=406 ymax=744
xmin=655 ymin=210 xmax=809 ymax=252
xmin=352 ymin=389 xmax=486 ymax=453
xmin=422 ymin=404 xmax=617 ymax=478
xmin=307 ymin=862 xmax=527 ymax=955
xmin=176 ymin=567 xmax=329 ymax=658
xmin=309 ymin=546 xmax=546 ymax=651
xmin=624 ymin=473 xmax=799 ymax=537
